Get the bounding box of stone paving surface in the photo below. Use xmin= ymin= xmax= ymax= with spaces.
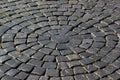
xmin=0 ymin=0 xmax=120 ymax=80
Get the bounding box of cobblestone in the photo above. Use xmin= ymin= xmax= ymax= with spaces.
xmin=0 ymin=0 xmax=120 ymax=80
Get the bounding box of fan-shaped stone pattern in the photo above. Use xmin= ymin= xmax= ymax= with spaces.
xmin=0 ymin=0 xmax=120 ymax=80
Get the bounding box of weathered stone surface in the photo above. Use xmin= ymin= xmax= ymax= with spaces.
xmin=0 ymin=0 xmax=119 ymax=80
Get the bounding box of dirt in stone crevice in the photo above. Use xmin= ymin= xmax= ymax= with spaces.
xmin=0 ymin=22 xmax=2 ymax=26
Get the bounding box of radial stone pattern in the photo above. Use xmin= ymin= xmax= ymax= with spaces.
xmin=0 ymin=0 xmax=120 ymax=80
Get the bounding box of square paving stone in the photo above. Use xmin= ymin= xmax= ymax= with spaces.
xmin=60 ymin=50 xmax=72 ymax=55
xmin=93 ymin=61 xmax=108 ymax=69
xmin=1 ymin=75 xmax=17 ymax=80
xmin=62 ymin=76 xmax=74 ymax=80
xmin=45 ymin=42 xmax=57 ymax=49
xmin=0 ymin=55 xmax=11 ymax=63
xmin=16 ymin=44 xmax=28 ymax=52
xmin=14 ymin=39 xmax=26 ymax=45
xmin=67 ymin=61 xmax=81 ymax=68
xmin=22 ymin=49 xmax=36 ymax=57
xmin=27 ymin=75 xmax=39 ymax=80
xmin=43 ymin=55 xmax=55 ymax=61
xmin=32 ymin=67 xmax=45 ymax=75
xmin=39 ymin=76 xmax=49 ymax=80
xmin=85 ymin=65 xmax=98 ymax=73
xmin=15 ymin=72 xmax=28 ymax=80
xmin=73 ymin=66 xmax=87 ymax=75
xmin=108 ymin=72 xmax=120 ymax=80
xmin=95 ymin=69 xmax=108 ymax=78
xmin=103 ymin=65 xmax=117 ymax=74
xmin=51 ymin=50 xmax=61 ymax=56
xmin=31 ymin=52 xmax=45 ymax=60
xmin=56 ymin=56 xmax=68 ymax=62
xmin=111 ymin=60 xmax=120 ymax=68
xmin=0 ymin=64 xmax=10 ymax=73
xmin=6 ymin=69 xmax=19 ymax=76
xmin=58 ymin=62 xmax=68 ymax=69
xmin=17 ymin=55 xmax=30 ymax=63
xmin=46 ymin=69 xmax=59 ymax=77
xmin=8 ymin=51 xmax=20 ymax=58
xmin=43 ymin=62 xmax=56 ymax=69
xmin=50 ymin=77 xmax=60 ymax=80
xmin=5 ymin=59 xmax=21 ymax=68
xmin=85 ymin=73 xmax=99 ymax=80
xmin=4 ymin=47 xmax=15 ymax=53
xmin=0 ymin=49 xmax=7 ymax=56
xmin=28 ymin=59 xmax=43 ymax=67
xmin=18 ymin=63 xmax=33 ymax=72
xmin=66 ymin=54 xmax=80 ymax=61
xmin=39 ymin=48 xmax=53 ymax=55
xmin=61 ymin=69 xmax=74 ymax=76
xmin=74 ymin=74 xmax=88 ymax=80
xmin=1 ymin=42 xmax=14 ymax=48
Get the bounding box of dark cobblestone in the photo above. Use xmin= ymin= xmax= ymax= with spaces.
xmin=0 ymin=0 xmax=120 ymax=80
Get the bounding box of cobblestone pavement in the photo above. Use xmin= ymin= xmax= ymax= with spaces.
xmin=0 ymin=0 xmax=120 ymax=80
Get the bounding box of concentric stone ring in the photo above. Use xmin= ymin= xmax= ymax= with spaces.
xmin=0 ymin=0 xmax=120 ymax=80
